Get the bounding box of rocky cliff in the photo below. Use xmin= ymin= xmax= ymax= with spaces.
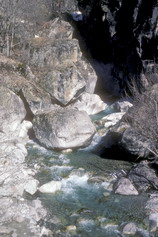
xmin=76 ymin=0 xmax=158 ymax=95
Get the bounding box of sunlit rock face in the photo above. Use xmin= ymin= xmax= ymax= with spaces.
xmin=28 ymin=18 xmax=97 ymax=106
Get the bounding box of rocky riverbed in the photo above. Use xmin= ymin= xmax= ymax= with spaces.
xmin=0 ymin=0 xmax=158 ymax=236
xmin=1 ymin=99 xmax=158 ymax=237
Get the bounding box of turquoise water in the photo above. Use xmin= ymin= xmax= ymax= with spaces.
xmin=26 ymin=144 xmax=148 ymax=237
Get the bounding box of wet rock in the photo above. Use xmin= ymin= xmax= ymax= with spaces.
xmin=71 ymin=92 xmax=107 ymax=115
xmin=128 ymin=163 xmax=158 ymax=192
xmin=114 ymin=177 xmax=138 ymax=195
xmin=39 ymin=180 xmax=62 ymax=193
xmin=33 ymin=108 xmax=96 ymax=150
xmin=121 ymin=222 xmax=137 ymax=235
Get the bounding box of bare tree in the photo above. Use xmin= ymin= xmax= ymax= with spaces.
xmin=0 ymin=0 xmax=19 ymax=56
xmin=0 ymin=0 xmax=52 ymax=56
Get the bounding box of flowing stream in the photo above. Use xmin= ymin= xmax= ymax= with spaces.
xmin=26 ymin=109 xmax=149 ymax=237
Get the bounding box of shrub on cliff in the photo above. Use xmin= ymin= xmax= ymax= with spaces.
xmin=123 ymin=83 xmax=158 ymax=157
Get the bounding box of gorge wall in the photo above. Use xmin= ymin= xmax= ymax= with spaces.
xmin=52 ymin=0 xmax=158 ymax=96
xmin=77 ymin=0 xmax=158 ymax=95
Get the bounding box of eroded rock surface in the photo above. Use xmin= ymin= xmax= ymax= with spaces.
xmin=28 ymin=18 xmax=97 ymax=106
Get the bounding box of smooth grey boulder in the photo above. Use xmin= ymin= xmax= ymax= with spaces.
xmin=33 ymin=108 xmax=96 ymax=150
xmin=0 ymin=86 xmax=26 ymax=133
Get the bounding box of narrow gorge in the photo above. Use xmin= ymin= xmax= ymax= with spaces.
xmin=0 ymin=0 xmax=158 ymax=236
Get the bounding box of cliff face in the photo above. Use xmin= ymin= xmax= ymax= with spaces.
xmin=76 ymin=0 xmax=158 ymax=94
xmin=1 ymin=0 xmax=157 ymax=96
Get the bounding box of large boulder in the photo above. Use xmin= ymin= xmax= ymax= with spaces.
xmin=28 ymin=18 xmax=97 ymax=106
xmin=0 ymin=86 xmax=26 ymax=133
xmin=33 ymin=108 xmax=96 ymax=150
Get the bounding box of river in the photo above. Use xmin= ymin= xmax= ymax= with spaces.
xmin=26 ymin=140 xmax=149 ymax=237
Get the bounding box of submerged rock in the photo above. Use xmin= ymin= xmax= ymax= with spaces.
xmin=33 ymin=108 xmax=96 ymax=150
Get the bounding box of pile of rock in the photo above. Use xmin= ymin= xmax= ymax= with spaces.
xmin=0 ymin=87 xmax=47 ymax=236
